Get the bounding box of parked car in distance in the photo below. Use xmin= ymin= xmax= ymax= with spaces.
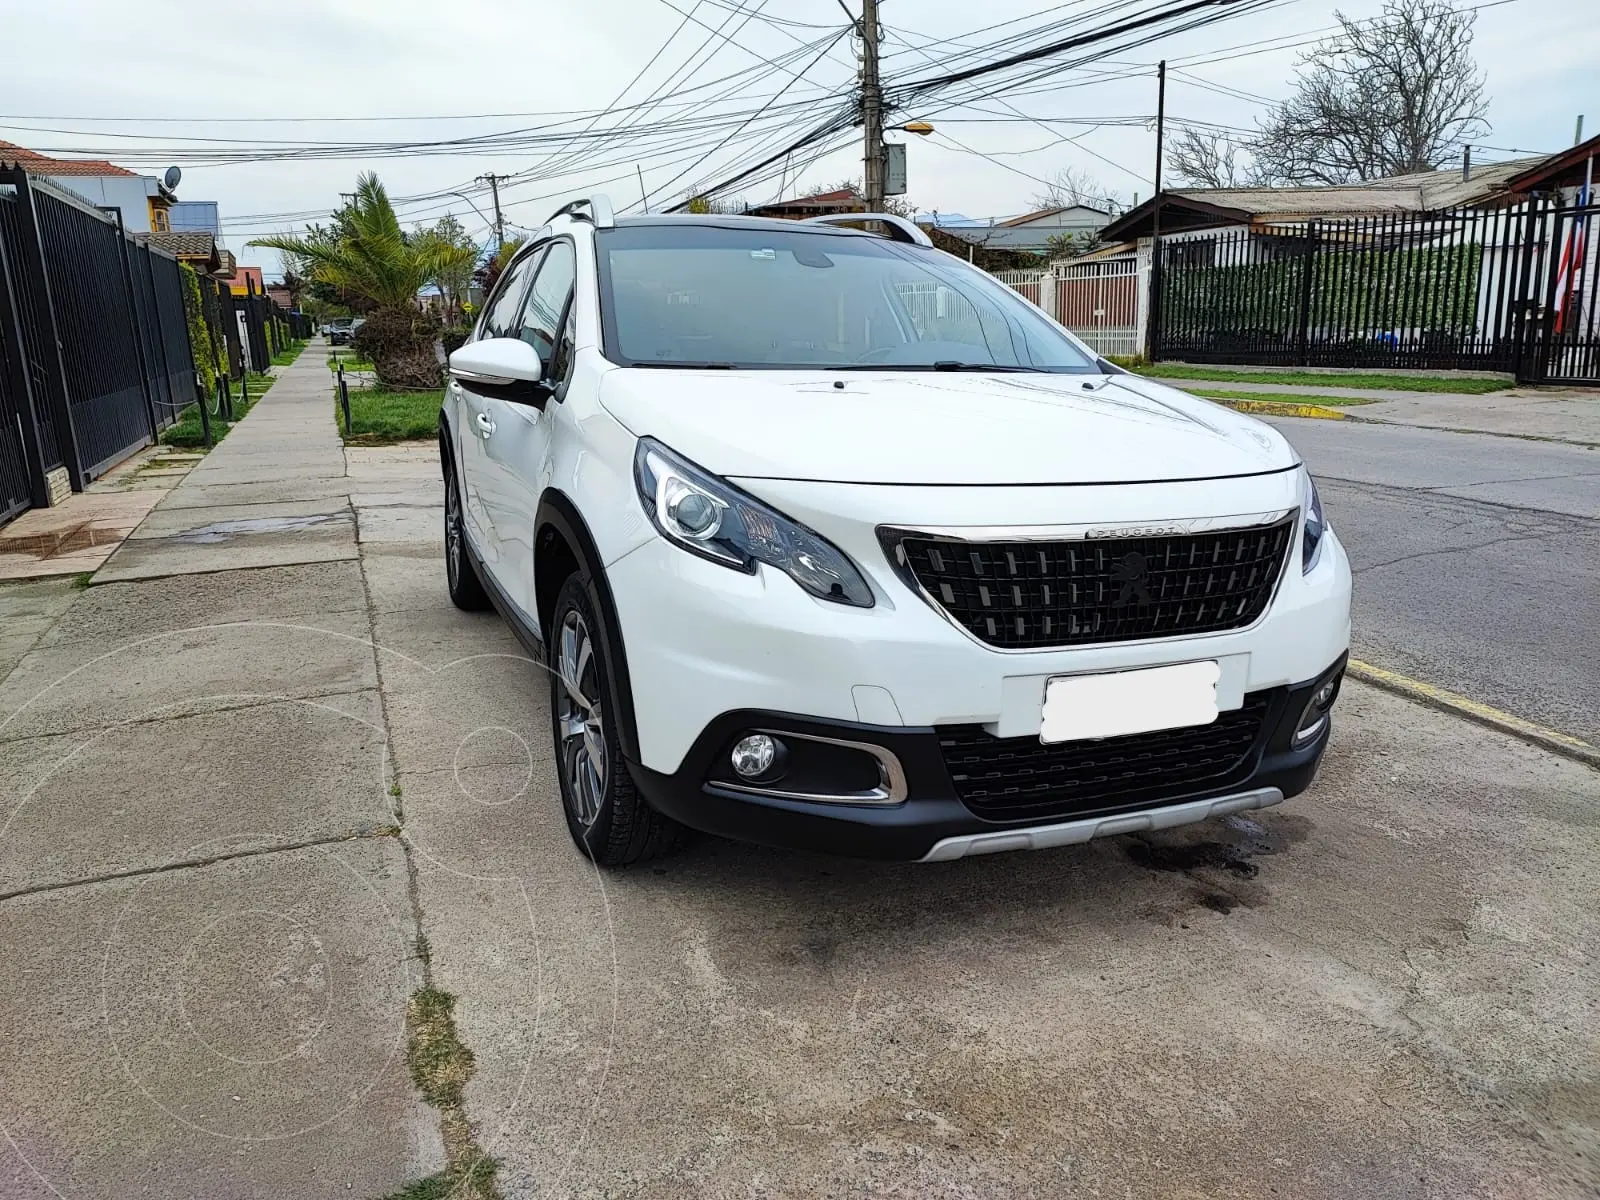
xmin=440 ymin=199 xmax=1351 ymax=867
xmin=328 ymin=317 xmax=354 ymax=345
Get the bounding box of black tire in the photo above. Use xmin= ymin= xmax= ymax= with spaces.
xmin=548 ymin=572 xmax=687 ymax=867
xmin=443 ymin=447 xmax=491 ymax=612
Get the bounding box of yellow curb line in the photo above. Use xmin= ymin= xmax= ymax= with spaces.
xmin=1209 ymin=398 xmax=1351 ymax=421
xmin=1346 ymin=659 xmax=1600 ymax=770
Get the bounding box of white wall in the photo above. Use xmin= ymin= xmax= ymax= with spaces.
xmin=41 ymin=175 xmax=157 ymax=232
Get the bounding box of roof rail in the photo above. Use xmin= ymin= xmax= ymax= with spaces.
xmin=545 ymin=193 xmax=616 ymax=229
xmin=802 ymin=212 xmax=932 ymax=247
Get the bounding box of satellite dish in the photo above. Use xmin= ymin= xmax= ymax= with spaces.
xmin=163 ymin=165 xmax=182 ymax=190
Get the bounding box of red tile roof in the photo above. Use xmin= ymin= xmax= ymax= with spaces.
xmin=797 ymin=187 xmax=861 ymax=203
xmin=0 ymin=139 xmax=139 ymax=177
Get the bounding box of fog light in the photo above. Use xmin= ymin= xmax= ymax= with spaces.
xmin=731 ymin=734 xmax=778 ymax=779
xmin=1294 ymin=674 xmax=1342 ymax=745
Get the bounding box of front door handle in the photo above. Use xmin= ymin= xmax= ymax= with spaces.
xmin=475 ymin=412 xmax=496 ymax=438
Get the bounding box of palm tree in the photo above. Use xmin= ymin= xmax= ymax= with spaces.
xmin=250 ymin=173 xmax=475 ymax=385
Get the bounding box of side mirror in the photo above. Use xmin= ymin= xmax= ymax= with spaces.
xmin=449 ymin=337 xmax=547 ymax=404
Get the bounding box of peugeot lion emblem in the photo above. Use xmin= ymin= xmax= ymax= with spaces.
xmin=1111 ymin=551 xmax=1153 ymax=607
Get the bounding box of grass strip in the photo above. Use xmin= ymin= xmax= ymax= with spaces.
xmin=1189 ymin=388 xmax=1376 ymax=406
xmin=160 ymin=372 xmax=275 ymax=449
xmin=1132 ymin=364 xmax=1510 ymax=393
xmin=338 ymin=386 xmax=443 ymax=444
xmin=270 ymin=339 xmax=307 ymax=367
xmin=379 ymin=986 xmax=500 ymax=1200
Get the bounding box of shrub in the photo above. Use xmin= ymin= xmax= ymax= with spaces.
xmin=440 ymin=325 xmax=472 ymax=355
xmin=179 ymin=264 xmax=217 ymax=399
xmin=353 ymin=306 xmax=444 ymax=389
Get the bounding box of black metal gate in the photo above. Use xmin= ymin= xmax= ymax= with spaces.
xmin=1152 ymin=198 xmax=1563 ymax=375
xmin=0 ymin=177 xmax=67 ymax=505
xmin=0 ymin=165 xmax=199 ymax=526
xmin=0 ymin=283 xmax=33 ymax=523
xmin=1524 ymin=201 xmax=1600 ymax=385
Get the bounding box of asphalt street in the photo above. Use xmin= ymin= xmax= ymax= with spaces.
xmin=1265 ymin=416 xmax=1600 ymax=743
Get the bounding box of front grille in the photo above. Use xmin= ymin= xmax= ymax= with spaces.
xmin=940 ymin=694 xmax=1271 ymax=823
xmin=896 ymin=518 xmax=1295 ymax=650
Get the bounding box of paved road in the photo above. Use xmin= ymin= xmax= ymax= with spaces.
xmin=1265 ymin=415 xmax=1600 ymax=743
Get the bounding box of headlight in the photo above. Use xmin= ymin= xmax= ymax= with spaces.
xmin=633 ymin=437 xmax=875 ymax=608
xmin=1302 ymin=472 xmax=1327 ymax=573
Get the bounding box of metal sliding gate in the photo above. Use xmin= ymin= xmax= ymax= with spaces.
xmin=0 ymin=166 xmax=198 ymax=526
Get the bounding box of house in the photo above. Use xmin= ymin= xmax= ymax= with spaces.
xmin=743 ymin=187 xmax=865 ymax=220
xmin=918 ymin=204 xmax=1112 ymax=255
xmin=134 ymin=230 xmax=223 ymax=277
xmin=0 ymin=139 xmax=176 ymax=233
xmin=1030 ymin=136 xmax=1600 ymax=378
xmin=168 ymin=200 xmax=221 ymax=235
xmin=227 ymin=264 xmax=267 ymax=297
xmin=1097 ymin=155 xmax=1551 ymax=245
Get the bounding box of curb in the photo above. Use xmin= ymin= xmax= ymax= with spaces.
xmin=1346 ymin=659 xmax=1600 ymax=770
xmin=1208 ymin=398 xmax=1351 ymax=421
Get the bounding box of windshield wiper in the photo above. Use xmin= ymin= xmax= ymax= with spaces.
xmin=823 ymin=362 xmax=1047 ymax=373
xmin=931 ymin=361 xmax=1045 ymax=373
xmin=636 ymin=361 xmax=737 ymax=369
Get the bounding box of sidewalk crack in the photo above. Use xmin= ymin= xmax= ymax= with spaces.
xmin=0 ymin=827 xmax=400 ymax=904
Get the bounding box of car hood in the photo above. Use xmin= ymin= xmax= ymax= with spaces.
xmin=596 ymin=368 xmax=1298 ymax=486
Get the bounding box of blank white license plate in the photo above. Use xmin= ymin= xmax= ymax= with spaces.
xmin=1040 ymin=660 xmax=1221 ymax=744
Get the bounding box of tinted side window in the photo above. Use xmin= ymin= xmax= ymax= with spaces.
xmin=518 ymin=241 xmax=575 ymax=369
xmin=480 ymin=247 xmax=544 ymax=340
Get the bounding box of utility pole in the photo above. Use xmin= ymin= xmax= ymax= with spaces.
xmin=1146 ymin=59 xmax=1166 ymax=361
xmin=477 ymin=173 xmax=505 ymax=251
xmin=860 ymin=0 xmax=885 ymax=211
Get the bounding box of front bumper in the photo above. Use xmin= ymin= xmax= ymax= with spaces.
xmin=607 ymin=519 xmax=1351 ymax=776
xmin=627 ymin=658 xmax=1344 ymax=862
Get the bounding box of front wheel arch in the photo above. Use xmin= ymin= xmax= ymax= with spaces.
xmin=533 ymin=490 xmax=641 ymax=764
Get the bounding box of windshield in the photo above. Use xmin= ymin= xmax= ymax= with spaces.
xmin=595 ymin=223 xmax=1098 ymax=373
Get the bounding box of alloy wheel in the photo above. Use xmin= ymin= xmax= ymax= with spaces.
xmin=556 ymin=608 xmax=607 ymax=827
xmin=444 ymin=466 xmax=462 ymax=590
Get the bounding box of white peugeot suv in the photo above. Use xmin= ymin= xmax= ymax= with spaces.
xmin=440 ymin=196 xmax=1351 ymax=867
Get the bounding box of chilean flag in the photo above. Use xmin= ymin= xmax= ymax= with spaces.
xmin=1553 ymin=179 xmax=1590 ymax=334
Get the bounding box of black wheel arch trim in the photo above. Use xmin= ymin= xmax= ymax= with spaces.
xmin=534 ymin=489 xmax=642 ymax=764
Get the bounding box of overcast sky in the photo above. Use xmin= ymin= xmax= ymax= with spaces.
xmin=2 ymin=0 xmax=1591 ymax=278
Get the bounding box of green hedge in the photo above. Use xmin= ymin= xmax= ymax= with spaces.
xmin=179 ymin=264 xmax=218 ymax=398
xmin=1162 ymin=243 xmax=1484 ymax=336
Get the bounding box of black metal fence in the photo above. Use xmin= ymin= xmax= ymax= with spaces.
xmin=1150 ymin=196 xmax=1597 ymax=381
xmin=0 ymin=167 xmax=201 ymax=524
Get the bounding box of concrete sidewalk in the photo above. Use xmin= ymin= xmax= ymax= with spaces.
xmin=1161 ymin=376 xmax=1600 ymax=445
xmin=0 ymin=342 xmax=448 ymax=1199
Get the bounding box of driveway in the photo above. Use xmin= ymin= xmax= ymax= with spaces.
xmin=0 ymin=345 xmax=1596 ymax=1198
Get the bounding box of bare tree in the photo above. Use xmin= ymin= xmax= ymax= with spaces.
xmin=1250 ymin=0 xmax=1489 ymax=185
xmin=1169 ymin=126 xmax=1251 ymax=189
xmin=1030 ymin=166 xmax=1122 ymax=213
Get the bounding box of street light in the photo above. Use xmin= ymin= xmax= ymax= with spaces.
xmin=881 ymin=123 xmax=932 ymax=198
xmin=448 ymin=191 xmax=495 ymax=237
